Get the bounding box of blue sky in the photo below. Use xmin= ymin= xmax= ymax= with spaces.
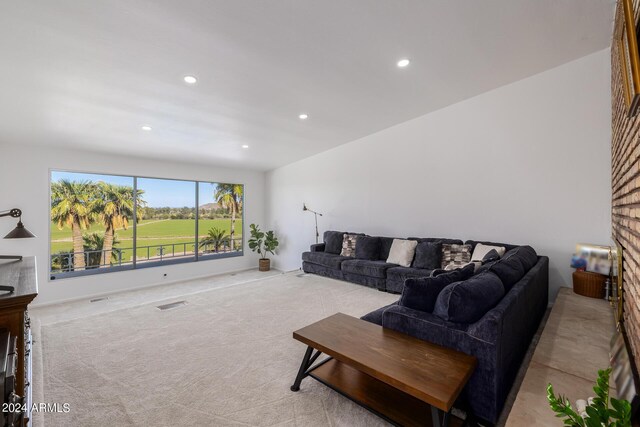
xmin=51 ymin=171 xmax=226 ymax=208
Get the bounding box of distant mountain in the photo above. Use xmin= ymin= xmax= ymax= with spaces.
xmin=199 ymin=202 xmax=221 ymax=210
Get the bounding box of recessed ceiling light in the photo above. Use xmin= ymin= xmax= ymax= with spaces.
xmin=241 ymin=145 xmax=249 ymax=149
xmin=397 ymin=58 xmax=410 ymax=68
xmin=183 ymin=75 xmax=197 ymax=84
xmin=141 ymin=125 xmax=152 ymax=131
xmin=299 ymin=113 xmax=308 ymax=120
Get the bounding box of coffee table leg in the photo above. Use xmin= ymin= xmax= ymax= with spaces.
xmin=442 ymin=411 xmax=450 ymax=427
xmin=431 ymin=406 xmax=450 ymax=427
xmin=290 ymin=346 xmax=314 ymax=392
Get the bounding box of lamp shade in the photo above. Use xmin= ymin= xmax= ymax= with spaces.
xmin=4 ymin=221 xmax=35 ymax=239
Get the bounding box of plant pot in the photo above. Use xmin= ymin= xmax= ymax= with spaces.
xmin=259 ymin=258 xmax=270 ymax=272
xmin=572 ymin=270 xmax=606 ymax=299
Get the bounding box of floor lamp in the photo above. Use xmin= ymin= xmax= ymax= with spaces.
xmin=302 ymin=203 xmax=323 ymax=244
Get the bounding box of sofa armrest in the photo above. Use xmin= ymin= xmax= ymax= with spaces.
xmin=310 ymin=243 xmax=326 ymax=252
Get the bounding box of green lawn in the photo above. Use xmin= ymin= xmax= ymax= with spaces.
xmin=50 ymin=219 xmax=244 ymax=263
xmin=51 ymin=219 xmax=242 ymax=240
xmin=50 ymin=221 xmax=111 ymax=240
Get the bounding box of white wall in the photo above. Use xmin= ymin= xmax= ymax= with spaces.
xmin=265 ymin=49 xmax=612 ymax=301
xmin=0 ymin=144 xmax=265 ymax=305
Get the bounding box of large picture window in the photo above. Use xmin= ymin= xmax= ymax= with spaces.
xmin=49 ymin=171 xmax=244 ymax=279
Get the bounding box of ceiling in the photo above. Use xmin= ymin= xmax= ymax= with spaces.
xmin=0 ymin=0 xmax=615 ymax=171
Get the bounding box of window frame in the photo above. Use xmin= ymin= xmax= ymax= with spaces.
xmin=48 ymin=169 xmax=244 ymax=281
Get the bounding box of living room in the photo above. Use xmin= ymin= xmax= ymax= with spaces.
xmin=0 ymin=1 xmax=638 ymax=426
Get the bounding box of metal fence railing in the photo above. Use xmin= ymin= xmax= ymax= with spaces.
xmin=50 ymin=238 xmax=243 ymax=274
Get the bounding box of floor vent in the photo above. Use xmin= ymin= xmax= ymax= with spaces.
xmin=156 ymin=301 xmax=187 ymax=311
xmin=90 ymin=297 xmax=109 ymax=303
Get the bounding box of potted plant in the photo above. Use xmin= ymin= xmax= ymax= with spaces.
xmin=248 ymin=224 xmax=279 ymax=271
xmin=547 ymin=368 xmax=631 ymax=426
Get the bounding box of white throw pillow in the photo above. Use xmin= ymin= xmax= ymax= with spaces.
xmin=386 ymin=239 xmax=418 ymax=267
xmin=471 ymin=243 xmax=506 ymax=262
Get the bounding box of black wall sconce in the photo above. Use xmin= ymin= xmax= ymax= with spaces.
xmin=1 ymin=208 xmax=35 ymax=261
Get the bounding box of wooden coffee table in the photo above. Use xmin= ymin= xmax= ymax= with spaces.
xmin=290 ymin=313 xmax=476 ymax=427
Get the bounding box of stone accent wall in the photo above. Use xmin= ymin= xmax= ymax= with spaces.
xmin=612 ymin=2 xmax=640 ymax=369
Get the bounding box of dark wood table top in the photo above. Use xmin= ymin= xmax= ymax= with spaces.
xmin=293 ymin=312 xmax=476 ymax=411
xmin=0 ymin=257 xmax=38 ymax=309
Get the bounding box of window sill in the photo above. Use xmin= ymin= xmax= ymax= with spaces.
xmin=49 ymin=251 xmax=244 ymax=281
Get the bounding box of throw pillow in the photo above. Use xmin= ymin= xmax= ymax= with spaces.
xmin=400 ymin=263 xmax=475 ymax=312
xmin=433 ymin=271 xmax=505 ymax=323
xmin=513 ymin=245 xmax=538 ymax=271
xmin=486 ymin=249 xmax=526 ymax=291
xmin=471 ymin=243 xmax=506 ymax=262
xmin=340 ymin=234 xmax=358 ymax=257
xmin=324 ymin=231 xmax=345 ymax=255
xmin=386 ymin=239 xmax=418 ymax=267
xmin=441 ymin=244 xmax=472 ymax=269
xmin=355 ymin=236 xmax=381 ymax=260
xmin=412 ymin=241 xmax=442 ymax=269
xmin=482 ymin=249 xmax=501 ymax=264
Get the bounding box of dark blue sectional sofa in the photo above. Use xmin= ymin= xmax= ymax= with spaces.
xmin=301 ymin=231 xmax=549 ymax=424
xmin=302 ymin=232 xmax=464 ymax=293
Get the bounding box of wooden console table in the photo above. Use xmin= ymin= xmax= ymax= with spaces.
xmin=0 ymin=257 xmax=38 ymax=426
xmin=506 ymin=287 xmax=615 ymax=425
xmin=291 ymin=313 xmax=476 ymax=427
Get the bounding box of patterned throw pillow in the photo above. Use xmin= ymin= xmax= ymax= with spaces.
xmin=441 ymin=244 xmax=472 ymax=269
xmin=340 ymin=234 xmax=358 ymax=257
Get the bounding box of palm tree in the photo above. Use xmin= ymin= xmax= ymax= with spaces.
xmin=83 ymin=232 xmax=121 ymax=268
xmin=214 ymin=184 xmax=243 ymax=251
xmin=199 ymin=227 xmax=229 ymax=253
xmin=51 ymin=180 xmax=95 ymax=270
xmin=93 ymin=183 xmax=145 ymax=267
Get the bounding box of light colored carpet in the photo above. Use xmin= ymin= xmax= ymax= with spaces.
xmin=36 ymin=272 xmax=397 ymax=426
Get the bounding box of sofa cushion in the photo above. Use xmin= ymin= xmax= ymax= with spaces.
xmin=340 ymin=233 xmax=358 ymax=257
xmin=484 ymin=250 xmax=526 ymax=291
xmin=471 ymin=243 xmax=506 ymax=262
xmin=412 ymin=241 xmax=441 ymax=269
xmin=355 ymin=236 xmax=380 ymax=260
xmin=341 ymin=259 xmax=397 ymax=278
xmin=513 ymin=245 xmax=538 ymax=271
xmin=386 ymin=239 xmax=418 ymax=267
xmin=324 ymin=231 xmax=345 ymax=254
xmin=301 ymin=251 xmax=350 ymax=270
xmin=378 ymin=237 xmax=402 ymax=261
xmin=361 ymin=302 xmax=398 ymax=326
xmin=433 ymin=271 xmax=505 ymax=323
xmin=387 ymin=266 xmax=434 ymax=284
xmin=399 ymin=263 xmax=475 ymax=313
xmin=441 ymin=244 xmax=472 ymax=268
xmin=482 ymin=249 xmax=501 ymax=264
